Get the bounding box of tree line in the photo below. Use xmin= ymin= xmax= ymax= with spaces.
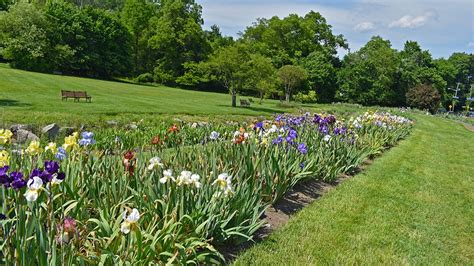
xmin=0 ymin=0 xmax=473 ymax=111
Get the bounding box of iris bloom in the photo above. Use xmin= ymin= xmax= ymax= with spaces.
xmin=148 ymin=157 xmax=164 ymax=170
xmin=51 ymin=172 xmax=66 ymax=185
xmin=24 ymin=176 xmax=43 ymax=202
xmin=62 ymin=133 xmax=79 ymax=152
xmin=297 ymin=143 xmax=308 ymax=154
xmin=176 ymin=171 xmax=201 ymax=188
xmin=0 ymin=150 xmax=9 ymax=167
xmin=10 ymin=172 xmax=26 ymax=189
xmin=55 ymin=147 xmax=67 ymax=160
xmin=121 ymin=208 xmax=140 ymax=234
xmin=213 ymin=173 xmax=234 ymax=197
xmin=0 ymin=129 xmax=13 ymax=145
xmin=213 ymin=173 xmax=232 ymax=189
xmin=45 ymin=142 xmax=58 ymax=154
xmin=26 ymin=141 xmax=42 ymax=156
xmin=160 ymin=169 xmax=175 ymax=184
xmin=79 ymin=131 xmax=96 ymax=146
xmin=209 ymin=131 xmax=220 ymax=140
xmin=323 ymin=135 xmax=332 ymax=142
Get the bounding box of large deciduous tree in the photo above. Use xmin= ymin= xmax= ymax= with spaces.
xmin=0 ymin=2 xmax=50 ymax=70
xmin=337 ymin=36 xmax=400 ymax=106
xmin=121 ymin=0 xmax=155 ymax=75
xmin=203 ymin=43 xmax=250 ymax=107
xmin=148 ymin=0 xmax=210 ymax=84
xmin=277 ymin=65 xmax=307 ymax=102
xmin=242 ymin=11 xmax=347 ymax=68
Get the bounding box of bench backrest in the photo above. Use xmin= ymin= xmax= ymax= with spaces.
xmin=74 ymin=91 xmax=88 ymax=98
xmin=61 ymin=90 xmax=75 ymax=97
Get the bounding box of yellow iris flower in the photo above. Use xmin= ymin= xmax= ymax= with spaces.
xmin=26 ymin=141 xmax=43 ymax=156
xmin=0 ymin=150 xmax=9 ymax=167
xmin=45 ymin=142 xmax=58 ymax=154
xmin=62 ymin=132 xmax=79 ymax=152
xmin=0 ymin=129 xmax=13 ymax=145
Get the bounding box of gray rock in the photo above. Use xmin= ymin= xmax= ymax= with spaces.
xmin=106 ymin=120 xmax=118 ymax=127
xmin=59 ymin=127 xmax=75 ymax=136
xmin=15 ymin=129 xmax=39 ymax=144
xmin=9 ymin=124 xmax=33 ymax=133
xmin=42 ymin=123 xmax=60 ymax=139
xmin=126 ymin=124 xmax=138 ymax=130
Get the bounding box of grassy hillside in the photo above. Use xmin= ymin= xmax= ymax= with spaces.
xmin=0 ymin=64 xmax=297 ymax=123
xmin=235 ymin=114 xmax=474 ymax=264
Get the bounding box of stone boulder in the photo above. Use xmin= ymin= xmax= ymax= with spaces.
xmin=9 ymin=124 xmax=33 ymax=133
xmin=15 ymin=129 xmax=39 ymax=144
xmin=59 ymin=127 xmax=75 ymax=136
xmin=42 ymin=123 xmax=60 ymax=139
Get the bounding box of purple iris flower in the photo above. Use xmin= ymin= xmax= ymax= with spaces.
xmin=10 ymin=172 xmax=26 ymax=190
xmin=0 ymin=166 xmax=9 ymax=184
xmin=334 ymin=128 xmax=341 ymax=135
xmin=255 ymin=122 xmax=264 ymax=130
xmin=285 ymin=136 xmax=294 ymax=144
xmin=313 ymin=115 xmax=322 ymax=124
xmin=45 ymin=161 xmax=59 ymax=174
xmin=55 ymin=147 xmax=67 ymax=161
xmin=272 ymin=136 xmax=283 ymax=145
xmin=79 ymin=131 xmax=96 ymax=146
xmin=299 ymin=162 xmax=305 ymax=169
xmin=275 ymin=115 xmax=282 ymax=122
xmin=319 ymin=125 xmax=329 ymax=134
xmin=297 ymin=143 xmax=308 ymax=155
xmin=30 ymin=169 xmax=42 ymax=179
xmin=57 ymin=172 xmax=66 ymax=181
xmin=288 ymin=129 xmax=298 ymax=139
xmin=326 ymin=115 xmax=336 ymax=124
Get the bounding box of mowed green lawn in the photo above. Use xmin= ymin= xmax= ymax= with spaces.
xmin=0 ymin=64 xmax=287 ymax=119
xmin=235 ymin=114 xmax=474 ymax=264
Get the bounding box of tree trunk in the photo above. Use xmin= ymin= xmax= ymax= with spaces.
xmin=260 ymin=91 xmax=264 ymax=103
xmin=231 ymin=89 xmax=237 ymax=107
xmin=285 ymin=86 xmax=291 ymax=103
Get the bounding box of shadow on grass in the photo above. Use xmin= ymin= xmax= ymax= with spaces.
xmin=215 ymin=104 xmax=285 ymax=114
xmin=0 ymin=99 xmax=32 ymax=107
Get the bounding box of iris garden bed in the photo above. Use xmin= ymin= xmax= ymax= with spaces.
xmin=0 ymin=111 xmax=413 ymax=264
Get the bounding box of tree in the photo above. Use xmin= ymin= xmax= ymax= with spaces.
xmin=0 ymin=2 xmax=51 ymax=70
xmin=245 ymin=54 xmax=277 ymax=102
xmin=406 ymin=84 xmax=441 ymax=113
xmin=148 ymin=0 xmax=210 ymax=84
xmin=202 ymin=43 xmax=250 ymax=107
xmin=337 ymin=36 xmax=400 ymax=106
xmin=300 ymin=50 xmax=339 ymax=103
xmin=396 ymin=41 xmax=445 ymax=105
xmin=121 ymin=0 xmax=155 ymax=74
xmin=243 ymin=11 xmax=347 ymax=68
xmin=277 ymin=65 xmax=307 ymax=102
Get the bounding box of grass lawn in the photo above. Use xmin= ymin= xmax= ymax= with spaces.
xmin=0 ymin=64 xmax=290 ymax=125
xmin=235 ymin=114 xmax=474 ymax=265
xmin=0 ymin=64 xmax=367 ymax=126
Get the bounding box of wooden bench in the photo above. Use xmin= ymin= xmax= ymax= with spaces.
xmin=61 ymin=90 xmax=92 ymax=102
xmin=240 ymin=99 xmax=251 ymax=107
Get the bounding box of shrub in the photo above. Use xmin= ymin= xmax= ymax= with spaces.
xmin=135 ymin=72 xmax=154 ymax=83
xmin=294 ymin=90 xmax=318 ymax=104
xmin=406 ymin=84 xmax=441 ymax=114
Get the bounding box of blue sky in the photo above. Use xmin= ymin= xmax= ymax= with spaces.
xmin=199 ymin=0 xmax=474 ymax=58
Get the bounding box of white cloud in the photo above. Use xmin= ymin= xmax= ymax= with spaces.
xmin=389 ymin=11 xmax=437 ymax=28
xmin=354 ymin=22 xmax=375 ymax=32
xmin=469 ymin=42 xmax=474 ymax=47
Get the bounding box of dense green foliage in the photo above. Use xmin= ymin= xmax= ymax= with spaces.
xmin=406 ymin=84 xmax=441 ymax=113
